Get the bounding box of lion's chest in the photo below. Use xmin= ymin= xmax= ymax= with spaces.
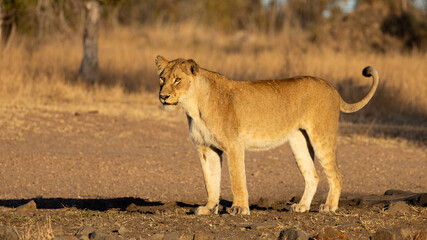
xmin=187 ymin=115 xmax=219 ymax=148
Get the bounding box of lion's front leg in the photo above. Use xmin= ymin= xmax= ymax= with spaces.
xmin=195 ymin=145 xmax=222 ymax=215
xmin=226 ymin=146 xmax=250 ymax=215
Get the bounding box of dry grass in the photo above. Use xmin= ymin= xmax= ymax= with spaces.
xmin=14 ymin=216 xmax=54 ymax=240
xmin=0 ymin=22 xmax=426 ymax=125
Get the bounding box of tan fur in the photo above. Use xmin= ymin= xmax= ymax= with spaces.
xmin=155 ymin=56 xmax=379 ymax=215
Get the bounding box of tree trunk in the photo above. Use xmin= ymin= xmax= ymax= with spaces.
xmin=268 ymin=0 xmax=277 ymax=37
xmin=0 ymin=0 xmax=14 ymax=54
xmin=36 ymin=0 xmax=53 ymax=41
xmin=79 ymin=0 xmax=100 ymax=84
xmin=58 ymin=0 xmax=73 ymax=38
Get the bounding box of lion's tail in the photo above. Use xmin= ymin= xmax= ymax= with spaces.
xmin=340 ymin=66 xmax=379 ymax=113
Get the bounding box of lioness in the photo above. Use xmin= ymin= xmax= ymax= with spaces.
xmin=155 ymin=56 xmax=378 ymax=215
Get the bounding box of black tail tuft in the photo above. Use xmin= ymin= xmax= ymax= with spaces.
xmin=362 ymin=66 xmax=373 ymax=77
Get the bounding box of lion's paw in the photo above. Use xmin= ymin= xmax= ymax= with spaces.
xmin=228 ymin=206 xmax=250 ymax=216
xmin=290 ymin=203 xmax=309 ymax=213
xmin=319 ymin=204 xmax=337 ymax=213
xmin=195 ymin=205 xmax=218 ymax=215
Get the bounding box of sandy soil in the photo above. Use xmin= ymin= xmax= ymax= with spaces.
xmin=0 ymin=103 xmax=426 ymax=239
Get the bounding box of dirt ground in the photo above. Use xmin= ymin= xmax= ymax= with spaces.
xmin=0 ymin=102 xmax=426 ymax=239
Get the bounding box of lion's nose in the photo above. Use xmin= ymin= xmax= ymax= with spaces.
xmin=159 ymin=94 xmax=170 ymax=101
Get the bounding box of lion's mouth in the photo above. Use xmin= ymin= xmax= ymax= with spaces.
xmin=159 ymin=97 xmax=178 ymax=105
xmin=162 ymin=102 xmax=178 ymax=106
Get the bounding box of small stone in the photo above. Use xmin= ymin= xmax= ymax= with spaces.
xmin=249 ymin=222 xmax=277 ymax=230
xmin=314 ymin=227 xmax=349 ymax=239
xmin=417 ymin=193 xmax=427 ymax=206
xmin=0 ymin=225 xmax=19 ymax=240
xmin=117 ymin=226 xmax=127 ymax=235
xmin=278 ymin=228 xmax=309 ymax=240
xmin=16 ymin=200 xmax=37 ymax=212
xmin=149 ymin=233 xmax=164 ymax=240
xmin=88 ymin=230 xmax=117 ymax=240
xmin=75 ymin=226 xmax=96 ymax=239
xmin=163 ymin=232 xmax=180 ymax=240
xmin=384 ymin=190 xmax=413 ymax=196
xmin=385 ymin=201 xmax=411 ymax=215
xmin=125 ymin=203 xmax=140 ymax=212
xmin=193 ymin=232 xmax=215 ymax=240
xmin=371 ymin=228 xmax=412 ymax=240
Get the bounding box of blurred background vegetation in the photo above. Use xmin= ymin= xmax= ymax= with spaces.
xmin=0 ymin=0 xmax=426 ymax=134
xmin=1 ymin=0 xmax=426 ymax=51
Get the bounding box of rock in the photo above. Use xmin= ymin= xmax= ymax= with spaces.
xmin=384 ymin=190 xmax=414 ymax=196
xmin=112 ymin=226 xmax=127 ymax=235
xmin=0 ymin=225 xmax=19 ymax=240
xmin=193 ymin=232 xmax=215 ymax=240
xmin=385 ymin=201 xmax=411 ymax=215
xmin=163 ymin=232 xmax=180 ymax=240
xmin=314 ymin=227 xmax=349 ymax=239
xmin=149 ymin=233 xmax=164 ymax=240
xmin=88 ymin=230 xmax=117 ymax=240
xmin=371 ymin=227 xmax=412 ymax=240
xmin=417 ymin=193 xmax=427 ymax=206
xmin=117 ymin=226 xmax=127 ymax=235
xmin=148 ymin=232 xmax=180 ymax=240
xmin=16 ymin=200 xmax=37 ymax=212
xmin=75 ymin=226 xmax=96 ymax=240
xmin=125 ymin=203 xmax=140 ymax=212
xmin=278 ymin=228 xmax=309 ymax=240
xmin=249 ymin=222 xmax=277 ymax=230
xmin=53 ymin=236 xmax=79 ymax=240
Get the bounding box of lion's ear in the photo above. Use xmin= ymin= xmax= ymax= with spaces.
xmin=155 ymin=55 xmax=169 ymax=74
xmin=185 ymin=59 xmax=199 ymax=76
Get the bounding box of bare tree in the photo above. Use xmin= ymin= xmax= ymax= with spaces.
xmin=79 ymin=0 xmax=101 ymax=83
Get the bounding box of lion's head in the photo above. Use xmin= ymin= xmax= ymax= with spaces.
xmin=155 ymin=56 xmax=199 ymax=109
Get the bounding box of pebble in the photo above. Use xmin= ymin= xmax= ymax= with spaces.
xmin=88 ymin=230 xmax=117 ymax=239
xmin=75 ymin=226 xmax=96 ymax=239
xmin=149 ymin=232 xmax=180 ymax=240
xmin=314 ymin=227 xmax=349 ymax=239
xmin=417 ymin=193 xmax=427 ymax=206
xmin=371 ymin=227 xmax=412 ymax=240
xmin=16 ymin=200 xmax=37 ymax=212
xmin=278 ymin=227 xmax=309 ymax=240
xmin=385 ymin=201 xmax=412 ymax=215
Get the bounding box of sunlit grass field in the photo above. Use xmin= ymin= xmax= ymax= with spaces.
xmin=1 ymin=23 xmax=426 ymax=125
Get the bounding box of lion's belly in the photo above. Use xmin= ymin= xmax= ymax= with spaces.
xmin=241 ymin=130 xmax=291 ymax=151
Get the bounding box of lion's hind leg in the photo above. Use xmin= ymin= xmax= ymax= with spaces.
xmin=306 ymin=127 xmax=342 ymax=213
xmin=289 ymin=130 xmax=319 ymax=213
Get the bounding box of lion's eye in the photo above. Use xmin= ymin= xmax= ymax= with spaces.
xmin=174 ymin=78 xmax=181 ymax=84
xmin=159 ymin=77 xmax=165 ymax=84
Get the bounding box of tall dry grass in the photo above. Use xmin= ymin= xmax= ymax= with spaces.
xmin=0 ymin=22 xmax=426 ymax=125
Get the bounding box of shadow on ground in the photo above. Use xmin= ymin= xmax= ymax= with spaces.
xmin=0 ymin=197 xmax=163 ymax=211
xmin=0 ymin=190 xmax=425 ymax=213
